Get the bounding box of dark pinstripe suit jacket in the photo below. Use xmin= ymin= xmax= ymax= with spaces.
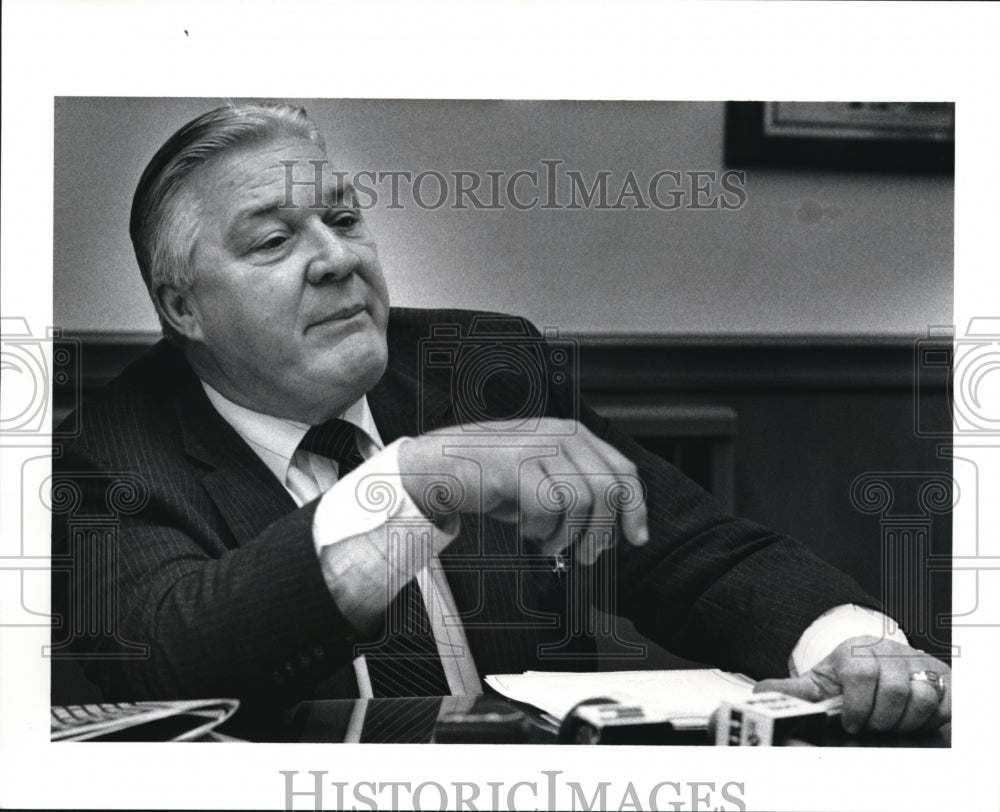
xmin=52 ymin=308 xmax=877 ymax=704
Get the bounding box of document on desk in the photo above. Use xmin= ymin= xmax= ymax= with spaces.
xmin=485 ymin=669 xmax=756 ymax=727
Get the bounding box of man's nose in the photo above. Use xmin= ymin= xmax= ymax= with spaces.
xmin=304 ymin=220 xmax=359 ymax=284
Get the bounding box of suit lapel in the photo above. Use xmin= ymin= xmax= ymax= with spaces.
xmin=172 ymin=329 xmax=451 ymax=549
xmin=173 ymin=367 xmax=298 ymax=547
xmin=367 ymin=352 xmax=454 ymax=442
xmin=167 ymin=325 xmax=445 ymax=550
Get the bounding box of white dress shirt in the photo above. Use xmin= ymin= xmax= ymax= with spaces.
xmin=202 ymin=381 xmax=906 ymax=686
xmin=202 ymin=382 xmax=482 ymax=697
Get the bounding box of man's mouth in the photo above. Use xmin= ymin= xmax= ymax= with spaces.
xmin=308 ymin=303 xmax=367 ymax=330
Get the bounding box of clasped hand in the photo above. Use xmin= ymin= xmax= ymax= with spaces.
xmin=399 ymin=418 xmax=649 ymax=562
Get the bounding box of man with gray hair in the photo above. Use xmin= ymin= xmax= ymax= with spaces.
xmin=53 ymin=102 xmax=951 ymax=735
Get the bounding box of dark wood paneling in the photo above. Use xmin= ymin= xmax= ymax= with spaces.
xmin=578 ymin=336 xmax=952 ymax=661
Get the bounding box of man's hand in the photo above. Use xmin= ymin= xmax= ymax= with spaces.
xmin=399 ymin=418 xmax=649 ymax=563
xmin=755 ymin=636 xmax=950 ymax=734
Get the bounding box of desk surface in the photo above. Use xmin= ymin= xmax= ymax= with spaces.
xmin=218 ymin=695 xmax=950 ymax=747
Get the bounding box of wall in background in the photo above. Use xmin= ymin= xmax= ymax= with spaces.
xmin=54 ymin=98 xmax=952 ymax=336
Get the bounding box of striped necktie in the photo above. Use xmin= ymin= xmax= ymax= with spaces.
xmin=299 ymin=418 xmax=365 ymax=477
xmin=299 ymin=418 xmax=450 ymax=697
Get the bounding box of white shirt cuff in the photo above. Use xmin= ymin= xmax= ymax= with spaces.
xmin=789 ymin=604 xmax=909 ymax=676
xmin=312 ymin=437 xmax=452 ymax=553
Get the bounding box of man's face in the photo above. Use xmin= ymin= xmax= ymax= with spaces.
xmin=180 ymin=137 xmax=390 ymax=422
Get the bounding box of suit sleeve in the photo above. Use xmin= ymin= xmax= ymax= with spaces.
xmin=420 ymin=309 xmax=882 ymax=678
xmin=577 ymin=401 xmax=882 ymax=678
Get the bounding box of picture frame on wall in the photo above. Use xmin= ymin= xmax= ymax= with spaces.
xmin=725 ymin=101 xmax=954 ymax=173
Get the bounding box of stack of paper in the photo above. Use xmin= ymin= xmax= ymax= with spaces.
xmin=485 ymin=669 xmax=755 ymax=727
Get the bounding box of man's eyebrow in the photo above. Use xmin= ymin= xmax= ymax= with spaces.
xmin=228 ymin=183 xmax=358 ymax=227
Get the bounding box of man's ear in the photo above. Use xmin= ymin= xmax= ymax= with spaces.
xmin=155 ymin=284 xmax=204 ymax=341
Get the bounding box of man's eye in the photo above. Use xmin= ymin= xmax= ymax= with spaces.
xmin=326 ymin=210 xmax=361 ymax=229
xmin=255 ymin=234 xmax=288 ymax=251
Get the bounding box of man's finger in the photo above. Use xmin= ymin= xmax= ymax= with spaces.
xmin=545 ymin=439 xmax=620 ymax=563
xmin=614 ymin=473 xmax=649 ymax=549
xmin=866 ymin=670 xmax=909 ymax=732
xmin=753 ymin=676 xmax=826 ymax=703
xmin=837 ymin=656 xmax=878 ymax=734
xmin=916 ymin=666 xmax=951 ymax=731
xmin=758 ymin=670 xmax=876 ymax=735
xmin=573 ymin=431 xmax=649 ymax=548
xmin=559 ymin=455 xmax=600 ymax=558
xmin=520 ymin=457 xmax=568 ymax=547
xmin=897 ymin=677 xmax=941 ymax=732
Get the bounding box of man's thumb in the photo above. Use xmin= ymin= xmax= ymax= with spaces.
xmin=753 ymin=675 xmax=826 ymax=702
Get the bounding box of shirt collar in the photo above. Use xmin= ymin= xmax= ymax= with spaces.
xmin=201 ymin=381 xmax=383 ymax=484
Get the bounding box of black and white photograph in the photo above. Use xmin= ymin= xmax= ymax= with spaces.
xmin=1 ymin=3 xmax=998 ymax=812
